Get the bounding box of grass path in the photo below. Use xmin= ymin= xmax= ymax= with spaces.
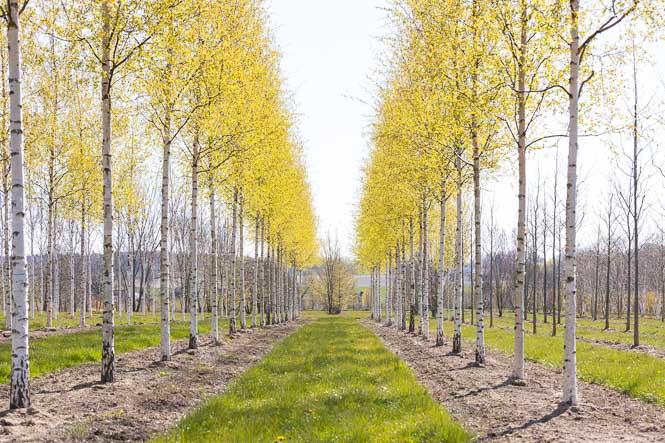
xmin=0 ymin=320 xmax=217 ymax=383
xmin=157 ymin=315 xmax=470 ymax=442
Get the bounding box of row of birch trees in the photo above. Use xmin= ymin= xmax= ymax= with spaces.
xmin=357 ymin=0 xmax=655 ymax=406
xmin=4 ymin=0 xmax=317 ymax=410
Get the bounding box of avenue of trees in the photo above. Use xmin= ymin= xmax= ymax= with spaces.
xmin=3 ymin=0 xmax=317 ymax=409
xmin=356 ymin=0 xmax=661 ymax=407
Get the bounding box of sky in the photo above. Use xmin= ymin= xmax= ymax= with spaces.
xmin=268 ymin=0 xmax=387 ymax=256
xmin=268 ymin=1 xmax=665 ymax=258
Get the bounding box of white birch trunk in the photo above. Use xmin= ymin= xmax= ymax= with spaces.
xmin=452 ymin=155 xmax=463 ymax=353
xmin=7 ymin=0 xmax=30 ymax=408
xmin=229 ymin=189 xmax=238 ymax=334
xmin=252 ymin=213 xmax=258 ymax=327
xmin=69 ymin=250 xmax=74 ymax=318
xmin=239 ymin=193 xmax=245 ymax=329
xmin=159 ymin=118 xmax=171 ymax=360
xmin=79 ymin=205 xmax=86 ymax=327
xmin=209 ymin=176 xmax=219 ymax=344
xmin=4 ymin=162 xmax=10 ymax=330
xmin=259 ymin=218 xmax=265 ymax=327
xmin=417 ymin=209 xmax=423 ymax=335
xmin=385 ymin=252 xmax=391 ymax=326
xmin=422 ymin=201 xmax=429 ymax=339
xmin=409 ymin=218 xmax=415 ymax=332
xmin=46 ymin=202 xmax=53 ymax=327
xmin=473 ymin=130 xmax=485 ymax=365
xmin=512 ymin=8 xmax=528 ymax=382
xmin=188 ymin=135 xmax=199 ymax=349
xmin=395 ymin=240 xmax=401 ymax=328
xmin=264 ymin=239 xmax=273 ymax=325
xmin=87 ymin=244 xmax=92 ymax=317
xmin=100 ymin=0 xmax=115 ymax=383
xmin=562 ymin=0 xmax=580 ymax=405
xmin=437 ymin=182 xmax=447 ymax=346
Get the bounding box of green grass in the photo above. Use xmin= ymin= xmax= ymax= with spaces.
xmin=433 ymin=309 xmax=665 ymax=350
xmin=0 ymin=310 xmax=166 ymax=331
xmin=156 ymin=316 xmax=470 ymax=443
xmin=481 ymin=311 xmax=665 ymax=350
xmin=0 ymin=319 xmax=219 ymax=383
xmin=418 ymin=316 xmax=665 ymax=407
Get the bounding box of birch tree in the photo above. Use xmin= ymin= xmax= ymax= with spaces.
xmin=4 ymin=0 xmax=30 ymax=410
xmin=561 ymin=0 xmax=638 ymax=405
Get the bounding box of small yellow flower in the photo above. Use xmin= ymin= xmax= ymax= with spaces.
xmin=274 ymin=436 xmax=285 ymax=442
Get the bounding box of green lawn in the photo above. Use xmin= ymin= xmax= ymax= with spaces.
xmin=0 ymin=310 xmax=167 ymax=331
xmin=156 ymin=316 xmax=470 ymax=443
xmin=428 ymin=309 xmax=665 ymax=350
xmin=484 ymin=311 xmax=665 ymax=350
xmin=421 ymin=316 xmax=665 ymax=407
xmin=0 ymin=319 xmax=219 ymax=383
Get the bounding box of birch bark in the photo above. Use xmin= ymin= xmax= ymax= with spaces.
xmin=7 ymin=0 xmax=29 ymax=408
xmin=100 ymin=0 xmax=115 ymax=383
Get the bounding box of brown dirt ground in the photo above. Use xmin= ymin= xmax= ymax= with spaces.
xmin=0 ymin=320 xmax=304 ymax=442
xmin=363 ymin=319 xmax=665 ymax=442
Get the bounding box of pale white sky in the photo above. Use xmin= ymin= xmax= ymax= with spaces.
xmin=268 ymin=0 xmax=387 ymax=256
xmin=268 ymin=1 xmax=665 ymax=258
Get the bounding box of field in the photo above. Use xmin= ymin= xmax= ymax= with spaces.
xmin=0 ymin=313 xmax=214 ymax=382
xmin=0 ymin=309 xmax=663 ymax=441
xmin=420 ymin=310 xmax=665 ymax=405
xmin=157 ymin=315 xmax=470 ymax=442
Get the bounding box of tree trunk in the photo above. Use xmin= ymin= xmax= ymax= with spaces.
xmin=409 ymin=217 xmax=415 ymax=333
xmin=46 ymin=202 xmax=53 ymax=328
xmin=239 ymin=193 xmax=246 ymax=329
xmin=252 ymin=213 xmax=259 ymax=327
xmin=512 ymin=6 xmax=527 ymax=381
xmin=593 ymin=230 xmax=600 ymax=321
xmin=395 ymin=239 xmax=401 ymax=329
xmin=386 ymin=250 xmax=393 ymax=327
xmin=4 ymin=160 xmax=11 ymax=330
xmin=562 ymin=0 xmax=580 ymax=405
xmin=159 ymin=118 xmax=172 ymax=360
xmin=100 ymin=0 xmax=115 ymax=384
xmin=605 ymin=222 xmax=611 ymax=330
xmin=7 ymin=0 xmax=30 ymax=408
xmin=229 ymin=189 xmax=238 ymax=334
xmin=453 ymin=154 xmax=463 ymax=354
xmin=209 ymin=178 xmax=219 ymax=344
xmin=552 ymin=157 xmax=559 ymax=337
xmin=473 ymin=129 xmax=485 ymax=365
xmin=417 ymin=207 xmax=423 ymax=335
xmin=422 ymin=201 xmax=429 ymax=339
xmin=266 ymin=242 xmax=271 ymax=325
xmin=632 ymin=46 xmax=640 ymax=347
xmin=260 ymin=218 xmax=265 ymax=327
xmin=188 ymin=134 xmax=199 ymax=349
xmin=543 ymin=198 xmax=548 ymax=324
xmin=436 ymin=183 xmax=447 ymax=346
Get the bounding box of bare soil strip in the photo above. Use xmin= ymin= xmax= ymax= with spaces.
xmin=0 ymin=320 xmax=304 ymax=442
xmin=364 ymin=320 xmax=665 ymax=443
